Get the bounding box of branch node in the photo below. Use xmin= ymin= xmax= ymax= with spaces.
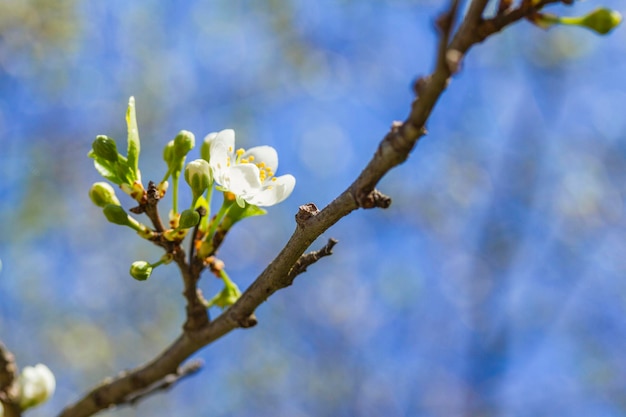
xmin=446 ymin=49 xmax=464 ymax=75
xmin=412 ymin=75 xmax=430 ymax=97
xmin=357 ymin=189 xmax=392 ymax=209
xmin=0 ymin=343 xmax=19 ymax=405
xmin=295 ymin=203 xmax=320 ymax=226
xmin=237 ymin=314 xmax=258 ymax=328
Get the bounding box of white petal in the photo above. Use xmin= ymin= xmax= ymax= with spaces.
xmin=215 ymin=129 xmax=235 ymax=151
xmin=223 ymin=164 xmax=263 ymax=197
xmin=243 ymin=146 xmax=279 ymax=173
xmin=209 ymin=131 xmax=236 ymax=178
xmin=245 ymin=174 xmax=295 ymax=206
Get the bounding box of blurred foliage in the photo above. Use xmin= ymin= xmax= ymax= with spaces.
xmin=0 ymin=0 xmax=80 ymax=82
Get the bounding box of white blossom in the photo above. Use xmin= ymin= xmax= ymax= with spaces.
xmin=205 ymin=129 xmax=295 ymax=206
xmin=19 ymin=364 xmax=55 ymax=410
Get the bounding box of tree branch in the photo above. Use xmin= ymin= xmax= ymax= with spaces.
xmin=0 ymin=343 xmax=21 ymax=417
xmin=121 ymin=360 xmax=203 ymax=406
xmin=57 ymin=1 xmax=576 ymax=416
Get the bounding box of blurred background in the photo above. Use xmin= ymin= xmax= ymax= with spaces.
xmin=1 ymin=0 xmax=626 ymax=416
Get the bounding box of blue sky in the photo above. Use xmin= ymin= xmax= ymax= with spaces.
xmin=1 ymin=1 xmax=626 ymax=416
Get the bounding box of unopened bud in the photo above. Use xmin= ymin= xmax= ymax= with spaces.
xmin=201 ymin=132 xmax=218 ymax=162
xmin=579 ymin=8 xmax=622 ymax=35
xmin=163 ymin=140 xmax=175 ymax=166
xmin=173 ymin=130 xmax=195 ymax=159
xmin=18 ymin=364 xmax=55 ymax=410
xmin=178 ymin=209 xmax=200 ymax=229
xmin=89 ymin=182 xmax=121 ymax=207
xmin=185 ymin=159 xmax=212 ymax=201
xmin=130 ymin=261 xmax=152 ymax=281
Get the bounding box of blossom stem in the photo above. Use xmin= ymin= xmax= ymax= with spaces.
xmin=171 ymin=173 xmax=180 ymax=214
xmin=205 ymin=185 xmax=213 ymax=219
xmin=206 ymin=197 xmax=234 ymax=243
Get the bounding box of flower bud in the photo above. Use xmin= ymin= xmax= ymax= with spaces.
xmin=89 ymin=182 xmax=121 ymax=207
xmin=102 ymin=204 xmax=131 ymax=226
xmin=185 ymin=159 xmax=212 ymax=200
xmin=173 ymin=130 xmax=195 ymax=159
xmin=91 ymin=135 xmax=119 ymax=162
xmin=163 ymin=140 xmax=175 ymax=166
xmin=130 ymin=261 xmax=152 ymax=281
xmin=18 ymin=364 xmax=55 ymax=410
xmin=178 ymin=209 xmax=200 ymax=229
xmin=579 ymin=8 xmax=622 ymax=35
xmin=201 ymin=132 xmax=218 ymax=162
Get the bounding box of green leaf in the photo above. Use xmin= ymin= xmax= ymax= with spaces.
xmin=92 ymin=135 xmax=119 ymax=162
xmin=220 ymin=200 xmax=267 ymax=231
xmin=115 ymin=157 xmax=135 ymax=185
xmin=125 ymin=96 xmax=141 ymax=181
xmin=91 ymin=156 xmax=124 ymax=184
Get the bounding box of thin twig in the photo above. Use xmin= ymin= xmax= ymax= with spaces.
xmin=284 ymin=238 xmax=338 ymax=286
xmin=57 ymin=1 xmax=576 ymax=415
xmin=123 ymin=360 xmax=203 ymax=406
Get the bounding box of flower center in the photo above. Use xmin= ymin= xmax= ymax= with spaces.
xmin=235 ymin=148 xmax=276 ymax=184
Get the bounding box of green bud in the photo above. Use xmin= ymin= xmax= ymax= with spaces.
xmin=92 ymin=135 xmax=119 ymax=162
xmin=579 ymin=8 xmax=622 ymax=35
xmin=173 ymin=130 xmax=195 ymax=159
xmin=201 ymin=132 xmax=218 ymax=162
xmin=102 ymin=204 xmax=131 ymax=226
xmin=205 ymin=277 xmax=241 ymax=309
xmin=205 ymin=269 xmax=241 ymax=309
xmin=89 ymin=182 xmax=121 ymax=207
xmin=163 ymin=131 xmax=195 ymax=179
xmin=163 ymin=140 xmax=175 ymax=165
xmin=130 ymin=261 xmax=152 ymax=281
xmin=185 ymin=159 xmax=212 ymax=201
xmin=178 ymin=209 xmax=200 ymax=229
xmin=532 ymin=8 xmax=622 ymax=35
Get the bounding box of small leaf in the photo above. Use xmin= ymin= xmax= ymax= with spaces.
xmin=220 ymin=200 xmax=267 ymax=231
xmin=92 ymin=135 xmax=119 ymax=162
xmin=91 ymin=157 xmax=123 ymax=185
xmin=125 ymin=96 xmax=141 ymax=182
